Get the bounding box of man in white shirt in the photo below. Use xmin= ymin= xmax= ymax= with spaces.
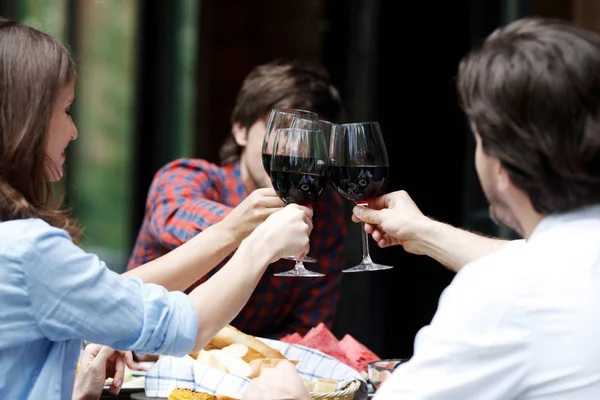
xmin=242 ymin=16 xmax=600 ymax=400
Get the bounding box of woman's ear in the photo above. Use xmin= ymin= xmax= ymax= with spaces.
xmin=232 ymin=122 xmax=248 ymax=147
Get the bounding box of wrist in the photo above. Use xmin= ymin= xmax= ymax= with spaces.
xmin=236 ymin=234 xmax=276 ymax=269
xmin=213 ymin=215 xmax=244 ymax=247
xmin=409 ymin=216 xmax=440 ymax=255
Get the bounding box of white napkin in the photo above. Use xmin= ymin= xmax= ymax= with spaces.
xmin=144 ymin=337 xmax=368 ymax=399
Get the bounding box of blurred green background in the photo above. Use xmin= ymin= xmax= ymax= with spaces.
xmin=19 ymin=0 xmax=197 ymax=271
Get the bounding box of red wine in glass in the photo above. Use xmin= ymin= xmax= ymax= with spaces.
xmin=271 ymin=170 xmax=329 ymax=206
xmin=262 ymin=109 xmax=318 ymax=177
xmin=262 ymin=153 xmax=272 ymax=177
xmin=270 ymin=127 xmax=329 ymax=277
xmin=329 ymin=165 xmax=389 ymax=206
xmin=262 ymin=109 xmax=320 ymax=263
xmin=329 ymin=121 xmax=393 ymax=272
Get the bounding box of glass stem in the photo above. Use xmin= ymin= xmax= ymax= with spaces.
xmin=360 ymin=221 xmax=373 ymax=264
xmin=294 ymin=259 xmax=307 ymax=272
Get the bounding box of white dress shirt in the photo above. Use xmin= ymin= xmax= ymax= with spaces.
xmin=376 ymin=205 xmax=600 ymax=399
xmin=0 ymin=218 xmax=198 ymax=400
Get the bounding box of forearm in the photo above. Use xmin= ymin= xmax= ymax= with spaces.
xmin=123 ymin=221 xmax=239 ymax=291
xmin=415 ymin=220 xmax=510 ymax=272
xmin=187 ymin=236 xmax=274 ymax=351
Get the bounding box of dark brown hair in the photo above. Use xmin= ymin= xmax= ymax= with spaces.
xmin=0 ymin=19 xmax=82 ymax=242
xmin=458 ymin=17 xmax=600 ymax=214
xmin=219 ymin=58 xmax=346 ymax=165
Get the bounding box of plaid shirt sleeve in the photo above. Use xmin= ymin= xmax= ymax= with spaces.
xmin=272 ymin=187 xmax=347 ymax=337
xmin=146 ymin=159 xmax=234 ymax=249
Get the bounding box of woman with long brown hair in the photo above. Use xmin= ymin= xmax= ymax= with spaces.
xmin=0 ymin=18 xmax=313 ymax=400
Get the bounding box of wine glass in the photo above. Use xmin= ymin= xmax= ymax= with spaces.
xmin=262 ymin=108 xmax=318 ymax=176
xmin=317 ymin=119 xmax=337 ymax=149
xmin=262 ymin=108 xmax=319 ymax=263
xmin=329 ymin=121 xmax=393 ymax=272
xmin=270 ymin=127 xmax=330 ymax=277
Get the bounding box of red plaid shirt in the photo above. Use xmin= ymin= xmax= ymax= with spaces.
xmin=127 ymin=158 xmax=347 ymax=339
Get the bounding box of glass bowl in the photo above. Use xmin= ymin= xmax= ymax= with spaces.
xmin=367 ymin=358 xmax=407 ymax=391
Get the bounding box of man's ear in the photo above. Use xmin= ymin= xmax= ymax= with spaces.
xmin=232 ymin=122 xmax=248 ymax=147
xmin=496 ymin=160 xmax=512 ymax=193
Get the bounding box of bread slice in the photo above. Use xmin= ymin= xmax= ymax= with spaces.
xmin=195 ymin=349 xmax=228 ymax=373
xmin=246 ymin=358 xmax=299 ymax=379
xmin=220 ymin=343 xmax=265 ymax=363
xmin=205 ymin=325 xmax=286 ymax=360
xmin=208 ymin=349 xmax=252 ymax=377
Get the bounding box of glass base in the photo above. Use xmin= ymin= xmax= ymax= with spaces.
xmin=274 ymin=267 xmax=324 ymax=277
xmin=284 ymin=255 xmax=316 ymax=263
xmin=342 ymin=262 xmax=394 ymax=273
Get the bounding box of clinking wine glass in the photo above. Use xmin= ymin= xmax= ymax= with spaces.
xmin=262 ymin=108 xmax=319 ymax=263
xmin=329 ymin=121 xmax=393 ymax=272
xmin=262 ymin=108 xmax=318 ymax=176
xmin=270 ymin=127 xmax=329 ymax=277
xmin=317 ymin=119 xmax=337 ymax=147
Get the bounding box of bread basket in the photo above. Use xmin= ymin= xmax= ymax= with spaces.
xmin=310 ymin=379 xmax=362 ymax=400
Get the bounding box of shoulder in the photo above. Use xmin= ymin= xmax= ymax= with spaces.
xmin=427 ymin=240 xmax=532 ymax=340
xmin=0 ymin=218 xmax=71 ymax=259
xmin=154 ymin=158 xmax=221 ymax=180
xmin=454 ymin=239 xmax=529 ymax=292
xmin=148 ymin=158 xmax=225 ymax=192
xmin=441 ymin=239 xmax=530 ymax=316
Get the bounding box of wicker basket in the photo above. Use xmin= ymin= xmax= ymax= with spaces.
xmin=310 ymin=379 xmax=362 ymax=400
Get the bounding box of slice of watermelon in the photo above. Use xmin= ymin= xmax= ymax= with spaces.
xmin=339 ymin=333 xmax=380 ymax=373
xmin=298 ymin=323 xmax=354 ymax=368
xmin=280 ymin=332 xmax=303 ymax=344
xmin=303 ymin=325 xmax=317 ymax=338
xmin=279 ymin=334 xmax=292 ymax=342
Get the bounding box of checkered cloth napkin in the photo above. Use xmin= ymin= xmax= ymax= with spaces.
xmin=144 ymin=337 xmax=368 ymax=399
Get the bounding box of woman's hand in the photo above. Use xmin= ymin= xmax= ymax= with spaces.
xmin=72 ymin=344 xmax=146 ymax=400
xmin=246 ymin=203 xmax=313 ymax=264
xmin=221 ymin=188 xmax=286 ymax=242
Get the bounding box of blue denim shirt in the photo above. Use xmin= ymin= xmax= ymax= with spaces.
xmin=0 ymin=218 xmax=198 ymax=399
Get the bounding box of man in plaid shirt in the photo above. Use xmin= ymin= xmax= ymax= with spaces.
xmin=128 ymin=59 xmax=347 ymax=339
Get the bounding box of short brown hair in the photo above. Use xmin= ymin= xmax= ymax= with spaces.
xmin=0 ymin=19 xmax=82 ymax=242
xmin=219 ymin=58 xmax=346 ymax=165
xmin=457 ymin=17 xmax=600 ymax=214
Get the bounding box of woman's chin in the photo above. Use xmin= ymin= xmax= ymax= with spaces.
xmin=45 ymin=168 xmax=64 ymax=182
